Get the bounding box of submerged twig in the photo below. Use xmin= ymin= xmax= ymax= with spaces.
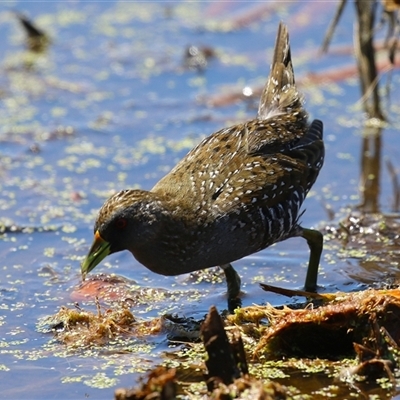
xmin=322 ymin=0 xmax=392 ymax=119
xmin=354 ymin=0 xmax=385 ymax=119
xmin=321 ymin=0 xmax=348 ymax=53
xmin=386 ymin=158 xmax=400 ymax=212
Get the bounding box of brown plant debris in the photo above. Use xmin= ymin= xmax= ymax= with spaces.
xmin=114 ymin=306 xmax=287 ymax=399
xmin=183 ymin=45 xmax=217 ymax=72
xmin=227 ymin=288 xmax=400 ymax=384
xmin=44 ymin=298 xmax=206 ymax=347
xmin=114 ymin=367 xmax=177 ymax=400
xmin=49 ymin=300 xmax=136 ymax=346
xmin=201 ymin=306 xmax=287 ymax=399
xmin=45 ymin=298 xmax=162 ymax=347
xmin=325 ymin=211 xmax=400 ymax=253
xmin=208 ymin=377 xmax=287 ymax=400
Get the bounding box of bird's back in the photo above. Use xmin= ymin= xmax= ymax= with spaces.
xmin=152 ymin=22 xmax=323 ymax=258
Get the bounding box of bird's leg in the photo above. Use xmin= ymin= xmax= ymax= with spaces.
xmin=300 ymin=227 xmax=323 ymax=292
xmin=220 ymin=263 xmax=241 ymax=299
xmin=221 ymin=263 xmax=242 ymax=312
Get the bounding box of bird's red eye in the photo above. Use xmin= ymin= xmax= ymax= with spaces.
xmin=115 ymin=218 xmax=127 ymax=230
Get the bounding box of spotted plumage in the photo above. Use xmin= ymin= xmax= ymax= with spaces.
xmin=81 ymin=23 xmax=324 ymax=304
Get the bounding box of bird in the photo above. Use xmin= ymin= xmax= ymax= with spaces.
xmin=81 ymin=22 xmax=324 ymax=307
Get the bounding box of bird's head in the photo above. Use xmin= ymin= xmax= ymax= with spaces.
xmin=80 ymin=189 xmax=161 ymax=279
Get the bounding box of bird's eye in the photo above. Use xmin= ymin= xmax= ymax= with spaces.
xmin=115 ymin=218 xmax=127 ymax=230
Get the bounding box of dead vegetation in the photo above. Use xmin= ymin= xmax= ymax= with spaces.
xmin=44 ymin=298 xmax=162 ymax=347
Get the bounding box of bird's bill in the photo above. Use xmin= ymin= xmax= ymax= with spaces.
xmin=81 ymin=230 xmax=111 ymax=280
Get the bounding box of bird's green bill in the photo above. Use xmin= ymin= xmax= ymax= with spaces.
xmin=81 ymin=230 xmax=110 ymax=280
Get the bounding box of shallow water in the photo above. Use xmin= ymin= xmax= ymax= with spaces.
xmin=1 ymin=1 xmax=400 ymax=399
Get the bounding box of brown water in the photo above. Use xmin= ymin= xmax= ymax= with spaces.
xmin=1 ymin=1 xmax=400 ymax=399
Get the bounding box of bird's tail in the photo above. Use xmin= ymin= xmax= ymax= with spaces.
xmin=257 ymin=22 xmax=304 ymax=121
